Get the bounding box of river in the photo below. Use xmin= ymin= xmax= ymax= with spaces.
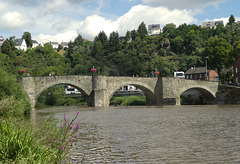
xmin=33 ymin=105 xmax=240 ymax=163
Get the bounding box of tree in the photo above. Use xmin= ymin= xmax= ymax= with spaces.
xmin=1 ymin=40 xmax=12 ymax=54
xmin=203 ymin=37 xmax=233 ymax=79
xmin=137 ymin=22 xmax=147 ymax=39
xmin=22 ymin=32 xmax=32 ymax=48
xmin=162 ymin=23 xmax=176 ymax=39
xmin=97 ymin=31 xmax=108 ymax=48
xmin=125 ymin=31 xmax=131 ymax=42
xmin=227 ymin=14 xmax=236 ymax=25
xmin=131 ymin=30 xmax=138 ymax=40
xmin=73 ymin=34 xmax=84 ymax=46
xmin=108 ymin=31 xmax=121 ymax=52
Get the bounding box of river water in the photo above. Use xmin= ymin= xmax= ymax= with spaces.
xmin=33 ymin=105 xmax=240 ymax=163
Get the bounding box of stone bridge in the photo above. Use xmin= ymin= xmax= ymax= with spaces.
xmin=20 ymin=75 xmax=219 ymax=108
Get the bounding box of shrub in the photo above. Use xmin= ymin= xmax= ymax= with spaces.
xmin=0 ymin=112 xmax=83 ymax=163
xmin=110 ymin=96 xmax=146 ymax=106
xmin=0 ymin=68 xmax=31 ymax=116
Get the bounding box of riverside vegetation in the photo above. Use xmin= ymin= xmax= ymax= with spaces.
xmin=0 ymin=68 xmax=84 ymax=163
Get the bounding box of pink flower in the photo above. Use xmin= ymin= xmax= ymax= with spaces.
xmin=63 ymin=113 xmax=66 ymax=120
xmin=62 ymin=146 xmax=64 ymax=150
xmin=61 ymin=124 xmax=64 ymax=128
xmin=77 ymin=111 xmax=80 ymax=115
xmin=52 ymin=139 xmax=54 ymax=143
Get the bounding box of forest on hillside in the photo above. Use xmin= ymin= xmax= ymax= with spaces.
xmin=1 ymin=15 xmax=240 ymax=83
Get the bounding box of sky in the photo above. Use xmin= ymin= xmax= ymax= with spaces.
xmin=0 ymin=0 xmax=239 ymax=43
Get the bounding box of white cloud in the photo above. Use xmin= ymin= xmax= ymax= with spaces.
xmin=142 ymin=0 xmax=227 ymax=9
xmin=77 ymin=4 xmax=197 ymax=40
xmin=36 ymin=30 xmax=78 ymax=43
xmin=0 ymin=2 xmax=6 ymax=10
xmin=1 ymin=11 xmax=31 ymax=30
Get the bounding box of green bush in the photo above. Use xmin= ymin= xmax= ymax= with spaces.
xmin=0 ymin=69 xmax=31 ymax=116
xmin=0 ymin=112 xmax=83 ymax=163
xmin=0 ymin=120 xmax=56 ymax=163
xmin=110 ymin=96 xmax=146 ymax=106
xmin=64 ymin=98 xmax=77 ymax=106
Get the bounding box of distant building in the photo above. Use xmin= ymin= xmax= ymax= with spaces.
xmin=233 ymin=55 xmax=240 ymax=86
xmin=202 ymin=20 xmax=224 ymax=29
xmin=61 ymin=42 xmax=69 ymax=48
xmin=0 ymin=36 xmax=4 ymax=47
xmin=148 ymin=24 xmax=161 ymax=35
xmin=50 ymin=41 xmax=59 ymax=49
xmin=15 ymin=38 xmax=27 ymax=51
xmin=32 ymin=40 xmax=40 ymax=48
xmin=185 ymin=67 xmax=218 ymax=82
xmin=119 ymin=85 xmax=137 ymax=91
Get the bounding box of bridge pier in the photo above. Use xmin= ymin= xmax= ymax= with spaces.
xmin=91 ymin=75 xmax=108 ymax=107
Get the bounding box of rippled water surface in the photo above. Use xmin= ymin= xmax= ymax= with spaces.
xmin=34 ymin=105 xmax=240 ymax=163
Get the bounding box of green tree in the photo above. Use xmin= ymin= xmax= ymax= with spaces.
xmin=0 ymin=68 xmax=31 ymax=116
xmin=125 ymin=31 xmax=131 ymax=42
xmin=1 ymin=40 xmax=12 ymax=54
xmin=22 ymin=32 xmax=33 ymax=48
xmin=204 ymin=37 xmax=233 ymax=79
xmin=162 ymin=23 xmax=176 ymax=39
xmin=137 ymin=22 xmax=147 ymax=39
xmin=57 ymin=44 xmax=63 ymax=52
xmin=97 ymin=31 xmax=108 ymax=48
xmin=108 ymin=31 xmax=121 ymax=52
xmin=227 ymin=14 xmax=236 ymax=25
xmin=73 ymin=34 xmax=84 ymax=46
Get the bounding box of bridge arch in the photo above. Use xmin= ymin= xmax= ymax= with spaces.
xmin=20 ymin=76 xmax=92 ymax=108
xmin=106 ymin=77 xmax=158 ymax=106
xmin=180 ymin=87 xmax=216 ymax=105
xmin=35 ymin=83 xmax=91 ymax=107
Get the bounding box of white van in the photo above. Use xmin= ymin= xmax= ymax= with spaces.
xmin=174 ymin=71 xmax=185 ymax=79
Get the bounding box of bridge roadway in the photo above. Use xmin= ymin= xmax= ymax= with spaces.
xmin=20 ymin=75 xmax=219 ymax=108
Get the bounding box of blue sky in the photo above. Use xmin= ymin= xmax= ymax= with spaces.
xmin=0 ymin=0 xmax=239 ymax=43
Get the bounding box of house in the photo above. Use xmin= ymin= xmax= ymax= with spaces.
xmin=61 ymin=42 xmax=69 ymax=48
xmin=148 ymin=24 xmax=161 ymax=36
xmin=233 ymin=55 xmax=240 ymax=86
xmin=50 ymin=41 xmax=59 ymax=49
xmin=202 ymin=20 xmax=224 ymax=29
xmin=185 ymin=67 xmax=218 ymax=82
xmin=32 ymin=40 xmax=40 ymax=48
xmin=15 ymin=38 xmax=27 ymax=51
xmin=0 ymin=36 xmax=4 ymax=47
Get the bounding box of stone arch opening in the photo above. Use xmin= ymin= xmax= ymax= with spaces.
xmin=35 ymin=83 xmax=90 ymax=108
xmin=180 ymin=87 xmax=216 ymax=105
xmin=108 ymin=84 xmax=156 ymax=106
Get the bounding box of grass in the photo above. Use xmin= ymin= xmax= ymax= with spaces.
xmin=110 ymin=96 xmax=146 ymax=106
xmin=0 ymin=112 xmax=83 ymax=163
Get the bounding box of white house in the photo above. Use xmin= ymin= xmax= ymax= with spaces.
xmin=202 ymin=20 xmax=224 ymax=29
xmin=32 ymin=40 xmax=40 ymax=48
xmin=148 ymin=24 xmax=161 ymax=36
xmin=15 ymin=38 xmax=27 ymax=51
xmin=50 ymin=41 xmax=59 ymax=49
xmin=0 ymin=36 xmax=4 ymax=47
xmin=61 ymin=42 xmax=69 ymax=48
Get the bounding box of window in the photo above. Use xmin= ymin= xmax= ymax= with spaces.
xmin=236 ymin=78 xmax=238 ymax=84
xmin=190 ymin=75 xmax=192 ymax=79
xmin=200 ymin=74 xmax=202 ymax=78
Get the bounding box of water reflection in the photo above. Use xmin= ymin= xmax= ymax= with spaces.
xmin=33 ymin=105 xmax=240 ymax=163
